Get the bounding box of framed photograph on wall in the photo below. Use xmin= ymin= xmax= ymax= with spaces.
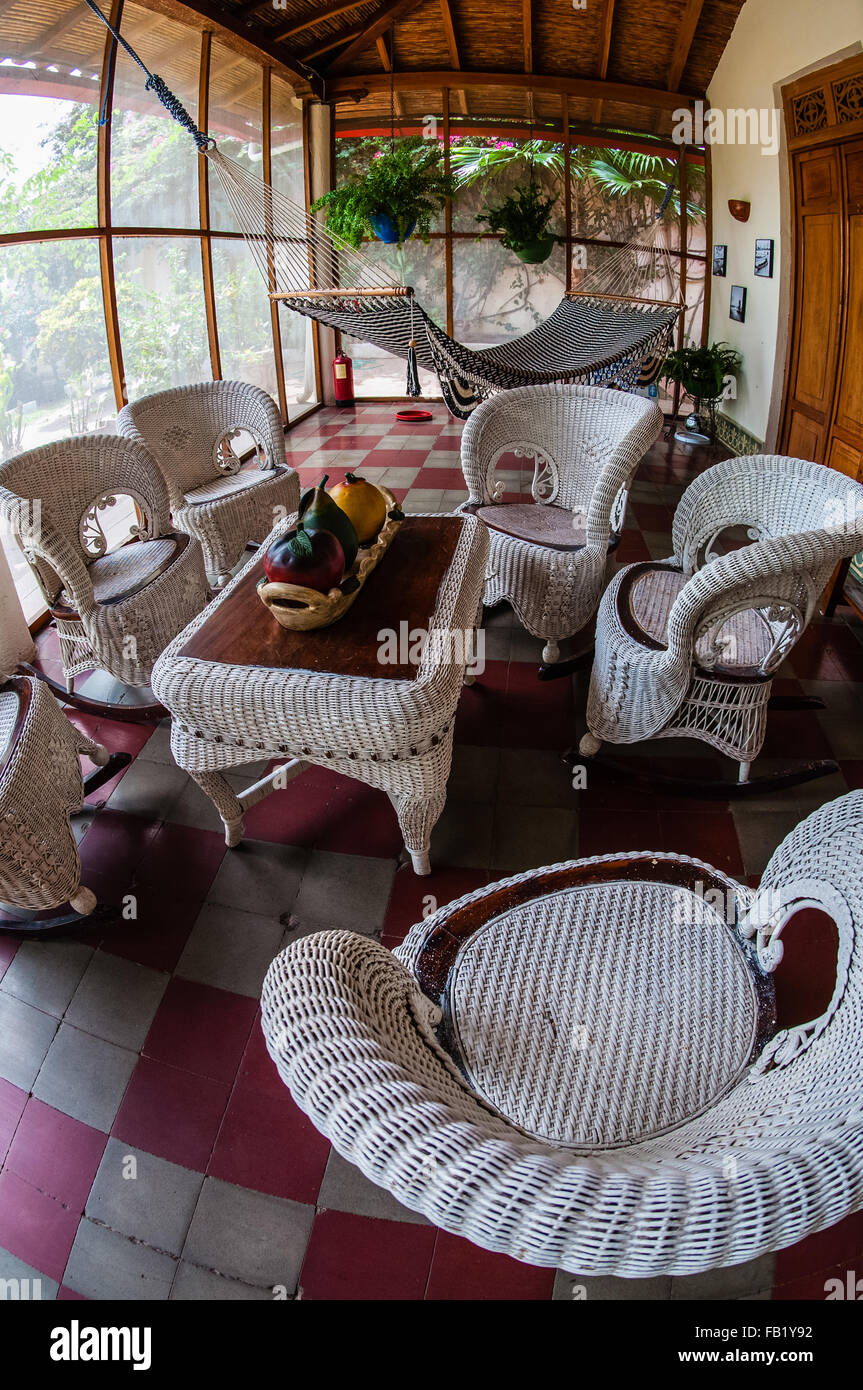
xmin=713 ymin=245 xmax=728 ymax=277
xmin=754 ymin=239 xmax=774 ymax=277
xmin=730 ymin=285 xmax=747 ymax=323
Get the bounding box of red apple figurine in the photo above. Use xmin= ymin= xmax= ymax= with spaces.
xmin=263 ymin=527 xmax=345 ymax=593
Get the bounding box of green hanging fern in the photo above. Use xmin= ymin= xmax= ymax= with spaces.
xmin=311 ymin=135 xmax=456 ymax=250
xmin=476 ymin=181 xmax=557 ymax=251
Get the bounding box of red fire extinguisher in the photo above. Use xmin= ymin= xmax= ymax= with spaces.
xmin=333 ymin=350 xmax=355 ymax=408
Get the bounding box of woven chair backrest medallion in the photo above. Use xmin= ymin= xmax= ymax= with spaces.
xmin=488 ymin=443 xmax=560 ymax=506
xmin=419 ymin=878 xmax=772 ymax=1151
xmin=212 ymin=426 xmax=271 ymax=478
xmin=78 ymin=490 xmax=155 ymax=560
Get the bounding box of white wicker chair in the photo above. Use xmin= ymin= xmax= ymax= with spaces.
xmin=579 ymin=455 xmax=863 ymax=789
xmin=262 ymin=790 xmax=863 ymax=1277
xmin=0 ymin=436 xmax=209 ymax=699
xmin=459 ymin=383 xmax=664 ymax=669
xmin=0 ymin=675 xmax=128 ymax=930
xmin=118 ymin=380 xmax=300 ymax=586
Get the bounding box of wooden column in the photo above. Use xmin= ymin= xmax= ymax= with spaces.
xmin=97 ymin=0 xmax=126 ymax=409
xmin=302 ymin=98 xmax=323 ymax=403
xmin=562 ymin=95 xmax=572 ymax=292
xmin=262 ymin=66 xmax=289 ymax=421
xmin=701 ymin=143 xmax=712 ymax=346
xmin=671 ymin=144 xmax=688 ymax=420
xmin=443 ymin=89 xmax=454 ymax=336
xmin=198 ymin=30 xmax=222 ymax=381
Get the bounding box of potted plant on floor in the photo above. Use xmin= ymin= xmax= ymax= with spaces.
xmin=662 ymin=342 xmax=742 ymax=444
xmin=311 ymin=135 xmax=456 ymax=250
xmin=476 ymin=180 xmax=558 ymax=263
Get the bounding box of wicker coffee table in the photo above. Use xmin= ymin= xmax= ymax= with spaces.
xmin=151 ymin=514 xmax=488 ymax=874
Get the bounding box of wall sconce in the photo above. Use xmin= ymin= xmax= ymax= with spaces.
xmin=728 ymin=200 xmax=751 ymax=223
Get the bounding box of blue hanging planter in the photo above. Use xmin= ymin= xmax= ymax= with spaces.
xmin=370 ymin=211 xmax=416 ymax=244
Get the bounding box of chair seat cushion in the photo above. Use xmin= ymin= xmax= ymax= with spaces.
xmin=184 ymin=465 xmax=283 ymax=507
xmin=626 ymin=564 xmax=776 ymax=674
xmin=423 ymin=869 xmax=762 ymax=1150
xmin=57 ymin=537 xmax=183 ymax=613
xmin=475 ymin=502 xmax=587 ymax=550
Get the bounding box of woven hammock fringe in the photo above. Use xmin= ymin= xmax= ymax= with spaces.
xmin=406 ymin=343 xmax=421 ymax=397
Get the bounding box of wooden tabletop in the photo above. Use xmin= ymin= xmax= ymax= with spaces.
xmin=179 ymin=515 xmax=464 ymax=681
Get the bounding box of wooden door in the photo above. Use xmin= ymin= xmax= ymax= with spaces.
xmin=782 ymin=146 xmax=843 ymax=464
xmin=781 ymin=58 xmax=863 ymax=611
xmin=828 ymin=139 xmax=863 ymax=482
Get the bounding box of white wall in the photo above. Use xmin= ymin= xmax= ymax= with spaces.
xmin=707 ymin=0 xmax=862 ymax=447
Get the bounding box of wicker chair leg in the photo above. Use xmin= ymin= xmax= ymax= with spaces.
xmin=82 ymin=751 xmax=132 ymax=798
xmin=69 ymin=886 xmax=97 ymax=915
xmin=191 ymin=770 xmax=246 ymax=846
xmin=538 ymin=644 xmax=595 ymax=681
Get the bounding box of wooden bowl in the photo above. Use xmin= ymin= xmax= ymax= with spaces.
xmin=257 ymin=486 xmax=404 ymax=631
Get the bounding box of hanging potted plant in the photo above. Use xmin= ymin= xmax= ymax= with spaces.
xmin=662 ymin=342 xmax=743 ymax=443
xmin=476 ymin=181 xmax=558 ymax=263
xmin=311 ymin=135 xmax=455 ymax=250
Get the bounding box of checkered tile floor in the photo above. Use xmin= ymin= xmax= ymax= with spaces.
xmin=2 ymin=402 xmax=863 ymax=1301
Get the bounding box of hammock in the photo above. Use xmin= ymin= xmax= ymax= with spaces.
xmin=83 ymin=0 xmax=683 ymax=418
xmin=209 ymin=149 xmax=682 ymax=418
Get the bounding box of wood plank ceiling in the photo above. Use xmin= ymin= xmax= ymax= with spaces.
xmin=223 ymin=0 xmax=748 ymax=136
xmin=0 ymin=0 xmax=748 ymax=139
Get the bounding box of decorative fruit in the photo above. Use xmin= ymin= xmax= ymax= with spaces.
xmin=263 ymin=527 xmax=345 ymax=594
xmin=329 ymin=473 xmax=388 ymax=543
xmin=298 ymin=476 xmax=359 ymax=570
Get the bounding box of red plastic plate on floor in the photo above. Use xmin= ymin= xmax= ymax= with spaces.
xmin=395 ymin=409 xmax=433 ymax=422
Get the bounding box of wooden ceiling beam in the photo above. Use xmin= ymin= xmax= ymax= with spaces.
xmin=327 ymin=68 xmax=701 ymax=112
xmin=438 ymin=0 xmax=467 ymax=115
xmin=273 ymin=0 xmax=371 ymax=45
xmin=591 ymin=0 xmax=615 ymax=123
xmin=21 ymin=10 xmax=90 ymax=61
xmin=301 ymin=21 xmax=369 ymax=62
xmin=375 ymin=33 xmax=403 ymax=117
xmin=326 ymin=0 xmax=427 ymax=75
xmin=667 ymin=0 xmax=705 ymax=92
xmin=138 ymin=0 xmax=320 ymax=94
xmin=522 ymin=0 xmax=532 ymax=74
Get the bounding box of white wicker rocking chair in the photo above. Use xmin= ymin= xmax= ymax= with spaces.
xmin=0 ymin=675 xmax=129 ymax=932
xmin=118 ymin=380 xmax=300 ymax=586
xmin=0 ymin=435 xmax=210 ymax=720
xmin=262 ymin=791 xmax=863 ymax=1277
xmin=459 ymin=383 xmax=664 ymax=676
xmin=579 ymin=455 xmax=863 ymax=793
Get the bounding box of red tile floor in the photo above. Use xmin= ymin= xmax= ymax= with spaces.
xmin=1 ymin=401 xmax=863 ymax=1300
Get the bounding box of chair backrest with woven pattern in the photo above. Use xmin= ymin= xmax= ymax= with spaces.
xmin=461 ymin=383 xmax=663 ymax=515
xmin=672 ymin=456 xmax=863 ymax=578
xmin=117 ymin=380 xmax=287 ymax=503
xmin=0 ymin=434 xmax=171 ymax=606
